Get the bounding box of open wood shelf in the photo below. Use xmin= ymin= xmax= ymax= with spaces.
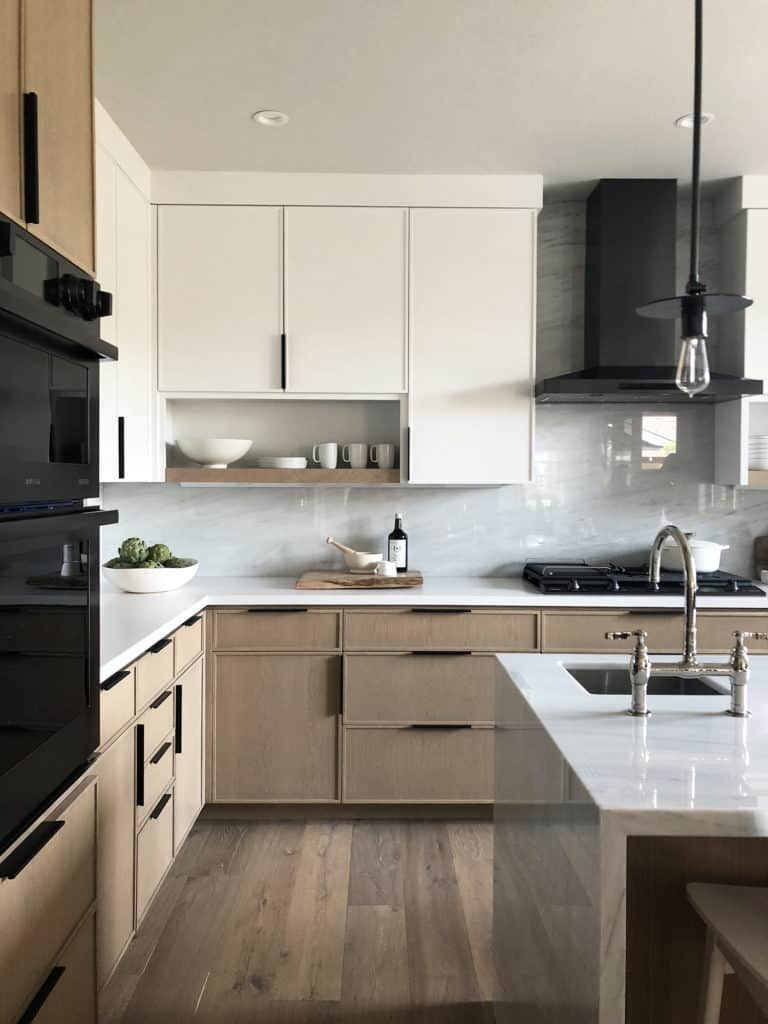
xmin=165 ymin=467 xmax=401 ymax=484
xmin=748 ymin=470 xmax=768 ymax=488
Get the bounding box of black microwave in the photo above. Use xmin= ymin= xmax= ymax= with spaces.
xmin=0 ymin=216 xmax=115 ymax=510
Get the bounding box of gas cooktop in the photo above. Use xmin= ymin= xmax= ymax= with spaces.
xmin=522 ymin=560 xmax=766 ymax=597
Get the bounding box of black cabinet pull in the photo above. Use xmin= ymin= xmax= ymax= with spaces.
xmin=150 ymin=689 xmax=172 ymax=709
xmin=149 ymin=637 xmax=172 ymax=654
xmin=183 ymin=614 xmax=202 ymax=627
xmin=175 ymin=684 xmax=183 ymax=754
xmin=408 ymin=723 xmax=473 ymax=730
xmin=150 ymin=792 xmax=172 ymax=820
xmin=136 ymin=725 xmax=145 ymax=806
xmin=117 ymin=416 xmax=125 ymax=479
xmin=100 ymin=668 xmax=130 ymax=691
xmin=247 ymin=607 xmax=308 ymax=614
xmin=22 ymin=92 xmax=39 ymax=224
xmin=412 ymin=607 xmax=472 ymax=614
xmin=281 ymin=332 xmax=287 ymax=390
xmin=406 ymin=425 xmax=412 ymax=483
xmin=0 ymin=820 xmax=64 ymax=880
xmin=410 ymin=650 xmax=473 ymax=657
xmin=150 ymin=740 xmax=172 ymax=765
xmin=18 ymin=965 xmax=66 ymax=1023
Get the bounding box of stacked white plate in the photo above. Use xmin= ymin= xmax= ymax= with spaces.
xmin=748 ymin=435 xmax=768 ymax=470
xmin=255 ymin=456 xmax=308 ymax=469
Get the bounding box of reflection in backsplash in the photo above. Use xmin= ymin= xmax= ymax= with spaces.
xmin=101 ymin=199 xmax=768 ymax=580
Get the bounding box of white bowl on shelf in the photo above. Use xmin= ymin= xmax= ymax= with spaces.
xmin=103 ymin=563 xmax=199 ymax=594
xmin=177 ymin=438 xmax=252 ymax=469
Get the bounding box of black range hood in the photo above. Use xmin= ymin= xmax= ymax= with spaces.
xmin=535 ymin=179 xmax=763 ymax=404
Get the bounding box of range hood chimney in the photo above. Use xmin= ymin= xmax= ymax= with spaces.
xmin=535 ymin=178 xmax=763 ymax=403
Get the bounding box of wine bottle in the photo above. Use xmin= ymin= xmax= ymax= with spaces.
xmin=388 ymin=513 xmax=408 ymax=573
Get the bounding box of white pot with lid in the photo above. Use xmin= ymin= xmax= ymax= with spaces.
xmin=659 ymin=532 xmax=730 ymax=573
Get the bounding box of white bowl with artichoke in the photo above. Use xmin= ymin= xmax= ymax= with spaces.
xmin=103 ymin=538 xmax=199 ymax=594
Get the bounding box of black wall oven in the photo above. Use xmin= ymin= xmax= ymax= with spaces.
xmin=0 ymin=214 xmax=115 ymax=510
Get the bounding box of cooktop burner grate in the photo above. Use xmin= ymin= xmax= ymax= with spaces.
xmin=522 ymin=560 xmax=765 ymax=597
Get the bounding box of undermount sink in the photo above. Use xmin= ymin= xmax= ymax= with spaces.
xmin=566 ymin=667 xmax=730 ymax=697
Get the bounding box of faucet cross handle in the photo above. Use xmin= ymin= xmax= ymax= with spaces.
xmin=733 ymin=631 xmax=768 ymax=642
xmin=605 ymin=629 xmax=648 ymax=643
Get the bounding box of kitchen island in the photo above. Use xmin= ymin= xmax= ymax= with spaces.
xmin=494 ymin=651 xmax=768 ymax=1024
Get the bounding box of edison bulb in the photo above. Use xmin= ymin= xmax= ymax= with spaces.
xmin=675 ymin=335 xmax=710 ymax=397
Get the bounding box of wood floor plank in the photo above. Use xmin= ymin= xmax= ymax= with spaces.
xmin=270 ymin=822 xmax=354 ymax=1001
xmin=348 ymin=822 xmax=405 ymax=907
xmin=448 ymin=823 xmax=497 ymax=1002
xmin=403 ymin=823 xmax=482 ymax=1006
xmin=342 ymin=904 xmax=411 ymax=1011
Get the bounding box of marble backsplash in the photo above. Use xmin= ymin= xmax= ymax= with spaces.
xmin=102 ymin=199 xmax=768 ymax=579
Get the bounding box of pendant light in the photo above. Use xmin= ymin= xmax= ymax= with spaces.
xmin=636 ymin=0 xmax=752 ymax=397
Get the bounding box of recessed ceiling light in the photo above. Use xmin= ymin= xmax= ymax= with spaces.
xmin=252 ymin=109 xmax=289 ymax=127
xmin=674 ymin=112 xmax=715 ymax=128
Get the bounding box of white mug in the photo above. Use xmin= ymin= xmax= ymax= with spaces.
xmin=375 ymin=560 xmax=397 ymax=577
xmin=312 ymin=442 xmax=338 ymax=469
xmin=342 ymin=443 xmax=367 ymax=469
xmin=370 ymin=443 xmax=395 ymax=470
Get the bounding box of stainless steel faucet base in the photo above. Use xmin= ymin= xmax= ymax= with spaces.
xmin=725 ymin=708 xmax=751 ymax=718
xmin=626 ymin=708 xmax=652 ymax=717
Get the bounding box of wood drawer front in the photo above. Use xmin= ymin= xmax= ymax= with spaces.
xmin=30 ymin=910 xmax=97 ymax=1024
xmin=0 ymin=779 xmax=96 ymax=1024
xmin=137 ymin=732 xmax=175 ymax=828
xmin=343 ymin=608 xmax=538 ymax=652
xmin=543 ymin=611 xmax=685 ymax=653
xmin=213 ymin=608 xmax=341 ymax=651
xmin=343 ymin=727 xmax=493 ymax=803
xmin=173 ymin=614 xmax=204 ymax=675
xmin=135 ymin=638 xmax=175 ymax=710
xmin=136 ymin=789 xmax=174 ymax=923
xmin=344 ymin=653 xmax=495 ymax=725
xmin=137 ymin=689 xmax=174 ymax=764
xmin=99 ymin=665 xmax=135 ymax=748
xmin=698 ymin=613 xmax=768 ymax=653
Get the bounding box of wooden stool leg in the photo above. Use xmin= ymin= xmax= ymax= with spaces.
xmin=699 ymin=929 xmax=733 ymax=1024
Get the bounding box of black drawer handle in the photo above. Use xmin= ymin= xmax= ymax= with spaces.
xmin=118 ymin=416 xmax=125 ymax=479
xmin=150 ymin=792 xmax=172 ymax=820
xmin=408 ymin=723 xmax=473 ymax=730
xmin=410 ymin=650 xmax=473 ymax=657
xmin=22 ymin=92 xmax=39 ymax=224
xmin=412 ymin=607 xmax=472 ymax=614
xmin=136 ymin=724 xmax=145 ymax=806
xmin=18 ymin=965 xmax=66 ymax=1023
xmin=175 ymin=683 xmax=183 ymax=754
xmin=100 ymin=668 xmax=131 ymax=691
xmin=149 ymin=637 xmax=172 ymax=654
xmin=150 ymin=740 xmax=172 ymax=765
xmin=0 ymin=820 xmax=64 ymax=880
xmin=150 ymin=689 xmax=172 ymax=709
xmin=183 ymin=614 xmax=202 ymax=627
xmin=281 ymin=332 xmax=287 ymax=390
xmin=247 ymin=607 xmax=308 ymax=614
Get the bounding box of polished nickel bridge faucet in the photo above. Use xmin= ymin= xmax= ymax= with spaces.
xmin=606 ymin=525 xmax=765 ymax=717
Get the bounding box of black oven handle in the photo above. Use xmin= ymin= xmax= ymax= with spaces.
xmin=23 ymin=92 xmax=40 ymax=224
xmin=0 ymin=820 xmax=64 ymax=880
xmin=17 ymin=965 xmax=66 ymax=1023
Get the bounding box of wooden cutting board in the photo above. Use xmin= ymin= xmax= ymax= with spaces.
xmin=296 ymin=570 xmax=424 ymax=590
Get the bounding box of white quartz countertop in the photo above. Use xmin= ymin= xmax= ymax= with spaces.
xmin=497 ymin=652 xmax=768 ymax=816
xmin=101 ymin=574 xmax=768 ymax=681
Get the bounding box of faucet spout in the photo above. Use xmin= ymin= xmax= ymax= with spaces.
xmin=649 ymin=525 xmax=698 ymax=666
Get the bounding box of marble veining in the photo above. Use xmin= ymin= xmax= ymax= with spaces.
xmin=102 ymin=197 xmax=768 ymax=578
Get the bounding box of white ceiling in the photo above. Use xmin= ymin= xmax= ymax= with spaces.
xmin=95 ymin=0 xmax=768 ymax=188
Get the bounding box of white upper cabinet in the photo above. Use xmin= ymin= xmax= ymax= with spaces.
xmin=96 ymin=106 xmax=157 ymax=483
xmin=284 ymin=207 xmax=407 ymax=393
xmin=157 ymin=205 xmax=283 ymax=393
xmin=408 ymin=208 xmax=536 ymax=485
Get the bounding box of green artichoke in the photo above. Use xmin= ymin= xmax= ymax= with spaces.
xmin=105 ymin=557 xmax=132 ymax=568
xmin=133 ymin=560 xmax=162 ymax=568
xmin=147 ymin=543 xmax=172 ymax=564
xmin=118 ymin=537 xmax=148 ymax=564
xmin=163 ymin=556 xmax=197 ymax=568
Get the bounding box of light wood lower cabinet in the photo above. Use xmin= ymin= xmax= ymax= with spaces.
xmin=135 ymin=637 xmax=175 ymax=710
xmin=343 ymin=608 xmax=538 ymax=652
xmin=0 ymin=777 xmax=96 ymax=1024
xmin=136 ymin=788 xmax=174 ymax=924
xmin=211 ymin=654 xmax=340 ymax=802
xmin=30 ymin=909 xmax=97 ymax=1024
xmin=94 ymin=727 xmax=135 ymax=989
xmin=212 ymin=607 xmax=341 ymax=652
xmin=343 ymin=726 xmax=493 ymax=803
xmin=174 ymin=656 xmax=204 ymax=851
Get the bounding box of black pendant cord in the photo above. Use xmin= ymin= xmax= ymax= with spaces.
xmin=688 ymin=0 xmax=704 ymax=294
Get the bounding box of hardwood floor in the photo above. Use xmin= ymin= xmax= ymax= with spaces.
xmin=101 ymin=821 xmax=496 ymax=1022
